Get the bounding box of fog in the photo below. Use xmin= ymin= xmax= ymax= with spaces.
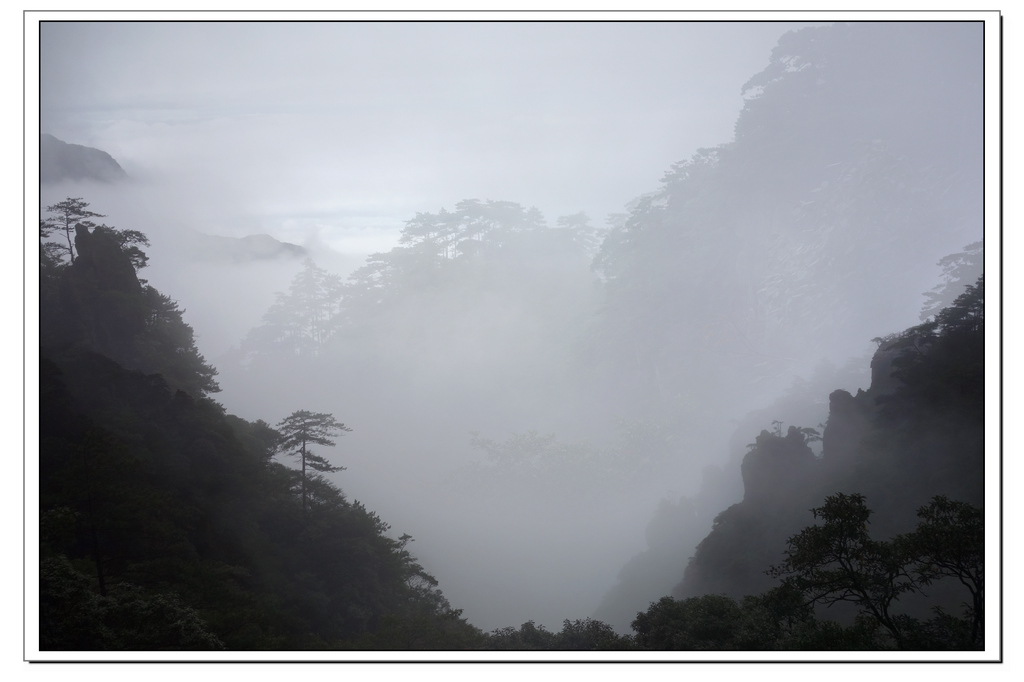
xmin=39 ymin=21 xmax=983 ymax=633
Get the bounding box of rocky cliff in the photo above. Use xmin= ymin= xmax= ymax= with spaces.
xmin=673 ymin=296 xmax=984 ymax=601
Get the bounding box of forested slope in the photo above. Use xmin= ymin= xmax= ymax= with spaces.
xmin=589 ymin=22 xmax=981 ymax=419
xmin=39 ymin=217 xmax=483 ymax=650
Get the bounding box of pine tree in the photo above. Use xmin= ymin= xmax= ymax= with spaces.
xmin=276 ymin=410 xmax=351 ymax=513
xmin=42 ymin=197 xmax=105 ymax=264
xmin=242 ymin=259 xmax=345 ymax=360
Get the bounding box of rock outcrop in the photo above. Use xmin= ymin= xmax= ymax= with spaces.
xmin=672 ymin=319 xmax=983 ymax=602
xmin=740 ymin=425 xmax=817 ymax=505
xmin=59 ymin=225 xmax=146 ymax=364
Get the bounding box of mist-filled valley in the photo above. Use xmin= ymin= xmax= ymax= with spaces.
xmin=36 ymin=20 xmax=990 ymax=653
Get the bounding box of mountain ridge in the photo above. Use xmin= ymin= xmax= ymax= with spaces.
xmin=41 ymin=133 xmax=129 ymax=184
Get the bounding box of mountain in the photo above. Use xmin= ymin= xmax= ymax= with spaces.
xmin=588 ymin=277 xmax=985 ymax=648
xmin=584 ymin=22 xmax=985 ymax=632
xmin=589 ymin=23 xmax=982 ymax=419
xmin=675 ymin=278 xmax=984 ymax=608
xmin=40 ymin=133 xmax=129 ymax=184
xmin=185 ymin=231 xmax=307 ymax=263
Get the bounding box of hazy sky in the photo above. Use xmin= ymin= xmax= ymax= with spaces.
xmin=40 ymin=21 xmax=810 ymax=254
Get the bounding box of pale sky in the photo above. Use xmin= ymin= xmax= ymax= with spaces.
xmin=40 ymin=21 xmax=810 ymax=254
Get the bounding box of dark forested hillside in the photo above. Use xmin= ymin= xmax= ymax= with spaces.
xmin=39 ymin=211 xmax=484 ymax=650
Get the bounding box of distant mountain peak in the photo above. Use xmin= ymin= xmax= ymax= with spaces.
xmin=40 ymin=133 xmax=128 ymax=184
xmin=186 ymin=231 xmax=307 ymax=263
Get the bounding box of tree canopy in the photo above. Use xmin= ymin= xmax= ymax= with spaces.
xmin=241 ymin=259 xmax=345 ymax=361
xmin=920 ymin=241 xmax=983 ymax=321
xmin=768 ymin=493 xmax=983 ymax=649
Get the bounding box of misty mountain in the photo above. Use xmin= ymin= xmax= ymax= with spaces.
xmin=41 ymin=133 xmax=306 ymax=265
xmin=185 ymin=231 xmax=307 ymax=263
xmin=36 ymin=21 xmax=987 ymax=653
xmin=590 ymin=22 xmax=981 ymax=422
xmin=676 ymin=276 xmax=983 ymax=609
xmin=577 ymin=24 xmax=984 ymax=628
xmin=594 ymin=252 xmax=983 ymax=632
xmin=41 ymin=133 xmax=128 ymax=184
xmin=591 ymin=357 xmax=870 ymax=632
xmin=589 ymin=274 xmax=983 ymax=645
xmin=208 ymin=23 xmax=984 ymax=634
